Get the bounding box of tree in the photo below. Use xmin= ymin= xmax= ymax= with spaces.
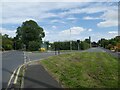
xmin=80 ymin=41 xmax=89 ymax=50
xmin=98 ymin=38 xmax=109 ymax=48
xmin=2 ymin=34 xmax=13 ymax=50
xmin=28 ymin=41 xmax=40 ymax=51
xmin=97 ymin=36 xmax=120 ymax=52
xmin=15 ymin=20 xmax=45 ymax=50
xmin=44 ymin=41 xmax=50 ymax=50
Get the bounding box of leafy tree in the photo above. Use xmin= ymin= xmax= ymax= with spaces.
xmin=98 ymin=38 xmax=109 ymax=48
xmin=13 ymin=37 xmax=23 ymax=50
xmin=97 ymin=36 xmax=120 ymax=52
xmin=51 ymin=40 xmax=90 ymax=50
xmin=84 ymin=39 xmax=90 ymax=44
xmin=44 ymin=41 xmax=49 ymax=50
xmin=2 ymin=34 xmax=13 ymax=50
xmin=15 ymin=20 xmax=45 ymax=50
xmin=28 ymin=41 xmax=40 ymax=51
xmin=80 ymin=41 xmax=89 ymax=50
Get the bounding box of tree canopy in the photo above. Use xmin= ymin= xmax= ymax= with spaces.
xmin=15 ymin=20 xmax=45 ymax=50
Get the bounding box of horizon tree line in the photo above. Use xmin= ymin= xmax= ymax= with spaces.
xmin=1 ymin=20 xmax=120 ymax=51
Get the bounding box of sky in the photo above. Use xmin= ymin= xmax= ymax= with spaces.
xmin=0 ymin=0 xmax=119 ymax=42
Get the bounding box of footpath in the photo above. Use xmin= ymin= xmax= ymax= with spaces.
xmin=23 ymin=61 xmax=62 ymax=89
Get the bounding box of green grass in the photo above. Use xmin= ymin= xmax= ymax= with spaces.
xmin=40 ymin=52 xmax=118 ymax=88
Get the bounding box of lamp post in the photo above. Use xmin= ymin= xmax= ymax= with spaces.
xmin=70 ymin=29 xmax=72 ymax=51
xmin=77 ymin=40 xmax=80 ymax=50
xmin=89 ymin=36 xmax=91 ymax=48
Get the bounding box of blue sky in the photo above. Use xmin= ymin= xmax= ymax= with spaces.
xmin=0 ymin=0 xmax=118 ymax=42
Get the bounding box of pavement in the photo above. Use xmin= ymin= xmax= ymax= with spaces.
xmin=23 ymin=51 xmax=62 ymax=88
xmin=23 ymin=62 xmax=62 ymax=88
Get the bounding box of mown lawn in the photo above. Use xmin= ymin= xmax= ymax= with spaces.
xmin=40 ymin=52 xmax=118 ymax=88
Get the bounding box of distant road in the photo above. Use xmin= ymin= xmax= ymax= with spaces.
xmin=2 ymin=51 xmax=24 ymax=89
xmin=25 ymin=51 xmax=56 ymax=61
xmin=85 ymin=47 xmax=106 ymax=52
xmin=85 ymin=47 xmax=119 ymax=58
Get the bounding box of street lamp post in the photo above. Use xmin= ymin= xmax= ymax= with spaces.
xmin=77 ymin=40 xmax=80 ymax=50
xmin=70 ymin=29 xmax=72 ymax=51
xmin=89 ymin=36 xmax=91 ymax=48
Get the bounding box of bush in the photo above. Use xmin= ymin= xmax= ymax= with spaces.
xmin=80 ymin=41 xmax=90 ymax=50
xmin=28 ymin=41 xmax=40 ymax=51
xmin=106 ymin=44 xmax=114 ymax=50
xmin=3 ymin=44 xmax=13 ymax=50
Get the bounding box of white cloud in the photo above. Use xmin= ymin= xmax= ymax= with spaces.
xmin=97 ymin=10 xmax=118 ymax=27
xmin=51 ymin=20 xmax=59 ymax=23
xmin=91 ymin=32 xmax=118 ymax=42
xmin=2 ymin=17 xmax=37 ymax=24
xmin=44 ymin=30 xmax=49 ymax=34
xmin=83 ymin=16 xmax=100 ymax=20
xmin=59 ymin=27 xmax=86 ymax=35
xmin=58 ymin=2 xmax=118 ymax=28
xmin=59 ymin=4 xmax=110 ymax=17
xmin=97 ymin=20 xmax=117 ymax=27
xmin=52 ymin=26 xmax=57 ymax=29
xmin=108 ymin=31 xmax=118 ymax=34
xmin=0 ymin=28 xmax=16 ymax=37
xmin=3 ymin=2 xmax=90 ymax=24
xmin=88 ymin=29 xmax=92 ymax=31
xmin=51 ymin=19 xmax=65 ymax=24
xmin=67 ymin=17 xmax=77 ymax=20
xmin=2 ymin=2 xmax=118 ymax=28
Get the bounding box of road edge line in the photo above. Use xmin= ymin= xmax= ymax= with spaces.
xmin=6 ymin=67 xmax=18 ymax=90
xmin=12 ymin=59 xmax=48 ymax=89
xmin=13 ymin=65 xmax=23 ymax=84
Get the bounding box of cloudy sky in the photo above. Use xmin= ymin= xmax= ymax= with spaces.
xmin=0 ymin=0 xmax=119 ymax=42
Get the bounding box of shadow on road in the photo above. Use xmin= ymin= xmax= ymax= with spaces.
xmin=2 ymin=67 xmax=63 ymax=89
xmin=23 ymin=75 xmax=61 ymax=88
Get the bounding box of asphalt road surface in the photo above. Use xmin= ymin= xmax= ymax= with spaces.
xmin=2 ymin=51 xmax=56 ymax=89
xmin=24 ymin=64 xmax=62 ymax=88
xmin=85 ymin=47 xmax=119 ymax=58
xmin=2 ymin=51 xmax=24 ymax=89
xmin=25 ymin=51 xmax=56 ymax=61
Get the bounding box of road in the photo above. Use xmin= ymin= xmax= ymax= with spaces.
xmin=2 ymin=50 xmax=56 ymax=89
xmin=25 ymin=51 xmax=56 ymax=61
xmin=2 ymin=51 xmax=24 ymax=89
xmin=85 ymin=47 xmax=119 ymax=58
xmin=2 ymin=47 xmax=119 ymax=89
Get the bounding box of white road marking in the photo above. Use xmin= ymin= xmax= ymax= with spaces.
xmin=6 ymin=68 xmax=17 ymax=89
xmin=13 ymin=65 xmax=23 ymax=84
xmin=6 ymin=53 xmax=48 ymax=89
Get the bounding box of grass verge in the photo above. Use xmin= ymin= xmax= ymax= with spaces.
xmin=40 ymin=52 xmax=118 ymax=88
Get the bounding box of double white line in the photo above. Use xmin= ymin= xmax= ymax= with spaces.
xmin=6 ymin=51 xmax=31 ymax=89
